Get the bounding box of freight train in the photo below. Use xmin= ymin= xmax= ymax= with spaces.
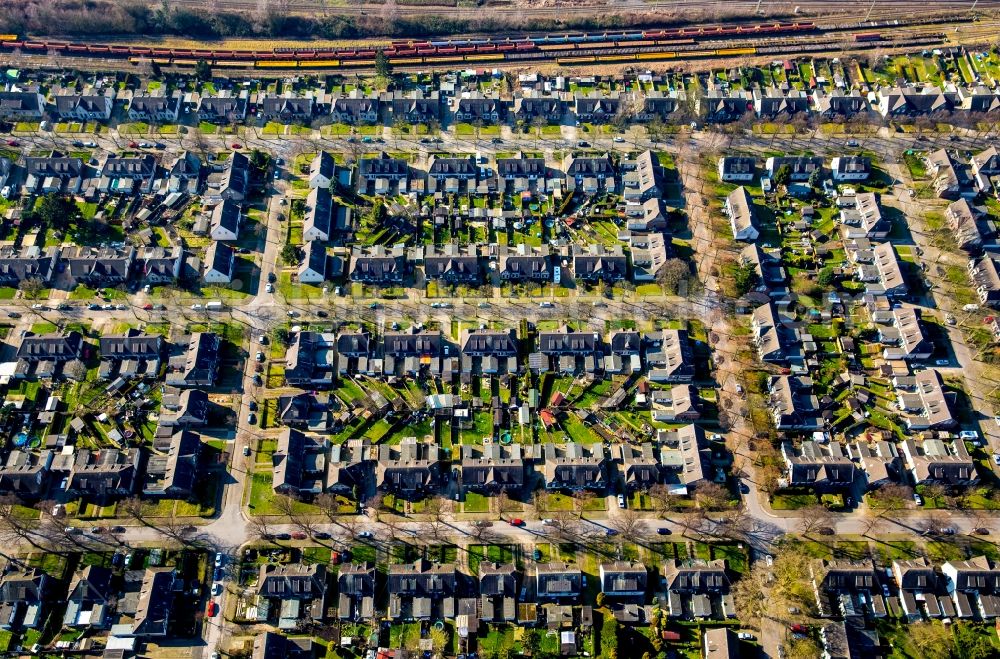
xmin=0 ymin=21 xmax=815 ymax=64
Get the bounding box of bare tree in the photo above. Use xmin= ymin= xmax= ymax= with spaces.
xmin=867 ymin=483 xmax=913 ymax=516
xmin=610 ymin=508 xmax=647 ymax=544
xmin=573 ymin=490 xmax=597 ymax=519
xmin=247 ymin=514 xmax=275 ymax=543
xmin=797 ymin=504 xmax=836 ymax=536
xmin=693 ymin=482 xmax=729 ymax=512
xmin=365 ymin=493 xmax=386 ymax=522
xmin=275 ymin=496 xmax=319 ymax=537
xmin=494 ymin=490 xmax=520 ymax=519
xmin=648 ymin=484 xmax=681 ymax=519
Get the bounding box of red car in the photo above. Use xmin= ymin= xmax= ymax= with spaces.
xmin=128 ymin=141 xmax=138 ymax=148
xmin=789 ymin=624 xmax=808 ymax=634
xmin=142 ymin=303 xmax=153 ymax=310
xmin=207 ymin=601 xmax=219 ymax=617
xmin=508 ymin=518 xmax=525 ymax=526
xmin=6 ymin=140 xmax=17 ymax=147
xmin=291 ymin=531 xmax=307 ymax=540
xmin=231 ymin=143 xmax=242 ymax=149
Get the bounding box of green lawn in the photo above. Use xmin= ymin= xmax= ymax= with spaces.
xmin=463 ymin=491 xmax=490 ymax=513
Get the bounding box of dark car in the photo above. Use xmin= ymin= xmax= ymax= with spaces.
xmin=317 ymin=310 xmax=328 ymax=318
xmin=110 ymin=526 xmax=126 ymax=534
xmin=6 ymin=312 xmax=20 ymax=318
xmin=605 ymin=529 xmax=618 ymax=536
xmin=818 ymin=527 xmax=835 ymax=536
xmin=275 ymin=533 xmax=291 ymax=540
xmin=657 ymin=528 xmax=671 ymax=535
xmin=975 ymin=527 xmax=990 ymax=535
xmin=247 ymin=412 xmax=257 ymax=425
xmin=313 ymin=532 xmax=331 ymax=540
xmin=248 ymin=401 xmax=258 ymax=412
xmin=267 ymin=272 xmax=277 ymax=283
xmin=253 ymin=374 xmax=263 ymax=386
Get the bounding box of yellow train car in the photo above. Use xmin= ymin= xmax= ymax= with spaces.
xmin=298 ymin=59 xmax=341 ymax=68
xmin=715 ymin=47 xmax=756 ymax=56
xmin=341 ymin=59 xmax=376 ymax=67
xmin=557 ymin=56 xmax=597 ymax=65
xmin=422 ymin=56 xmax=466 ymax=64
xmin=256 ymin=60 xmax=298 ymax=68
xmin=636 ymin=52 xmax=678 ymax=60
xmin=0 ymin=34 xmax=19 ymax=42
xmin=596 ymin=54 xmax=638 ymax=63
xmin=538 ymin=44 xmax=569 ymax=51
xmin=171 ymin=59 xmax=198 ymax=66
xmin=464 ymin=54 xmax=505 ymax=62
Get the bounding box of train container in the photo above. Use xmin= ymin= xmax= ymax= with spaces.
xmin=636 ymin=51 xmax=678 ymax=60
xmin=464 ymin=54 xmax=505 ymax=62
xmin=132 ymin=47 xmax=152 ymax=55
xmin=538 ymin=44 xmax=568 ymax=51
xmin=0 ymin=35 xmax=17 ymax=42
xmin=438 ymin=46 xmax=458 ymax=54
xmin=298 ymin=59 xmax=341 ymax=68
xmin=67 ymin=45 xmax=88 ymax=53
xmin=213 ymin=60 xmax=249 ymax=68
xmin=587 ymin=41 xmax=617 ymax=49
xmin=417 ymin=47 xmax=437 ymax=55
xmin=854 ymin=32 xmax=882 ymax=42
xmin=256 ymin=60 xmax=295 ymax=68
xmin=716 ymin=47 xmax=756 ymax=56
xmin=497 ymin=43 xmax=516 ymax=52
xmin=171 ymin=59 xmax=199 ymax=66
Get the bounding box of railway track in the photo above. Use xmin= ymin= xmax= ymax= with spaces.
xmin=154 ymin=0 xmax=1000 ymax=20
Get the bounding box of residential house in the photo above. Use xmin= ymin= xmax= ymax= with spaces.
xmin=740 ymin=244 xmax=785 ymax=292
xmin=901 ymin=438 xmax=976 ymax=485
xmin=257 ymin=563 xmax=328 ymax=627
xmin=202 ymin=241 xmax=235 ymax=284
xmin=357 ymin=151 xmax=409 ymax=194
xmin=382 ymin=331 xmax=444 ymax=378
xmin=63 ymin=566 xmax=113 ymax=629
xmin=564 ymin=153 xmax=616 ymax=194
xmin=128 ymin=94 xmax=181 ymax=123
xmin=198 ymin=95 xmax=247 ymax=123
xmin=537 ymin=327 xmax=603 ymax=374
xmin=600 ymin=561 xmax=648 ymax=599
xmin=334 ymin=331 xmax=373 ymax=377
xmin=304 ymin=187 xmax=334 ymax=242
xmin=158 ymin=389 xmax=209 ymax=428
xmin=252 ymin=633 xmax=314 ymax=659
xmin=765 ymin=156 xmax=824 ymax=182
xmin=854 ymin=441 xmax=902 ymax=487
xmin=143 ymin=429 xmax=200 ymax=498
xmin=0 ymin=450 xmax=53 ymax=499
xmin=810 ymin=559 xmax=879 ymax=618
xmin=53 ymin=94 xmax=113 ymax=121
xmin=663 ymin=560 xmax=733 ymax=619
xmin=388 ymin=90 xmax=440 ymax=124
xmin=63 ymin=246 xmax=135 ymax=288
xmin=210 ymin=198 xmax=241 ymax=241
xmin=0 ymin=246 xmax=58 ymax=287
xmin=337 ymin=563 xmax=376 ymax=621
xmin=867 ymin=242 xmax=907 ymax=298
xmin=423 ymin=244 xmax=481 ymax=284
xmin=118 ymin=568 xmax=175 ymax=637
xmin=637 ymin=89 xmax=685 ymax=120
xmin=513 ymin=91 xmax=564 ymax=123
xmin=630 ymin=232 xmax=669 ymax=282
xmin=98 ymin=329 xmax=163 ymax=380
xmin=878 ymin=307 xmax=933 ymax=361
xmin=621 ymin=150 xmax=662 ymax=202
xmin=0 ymin=568 xmax=51 ymax=630
xmin=619 ymin=443 xmax=660 ymax=492
xmin=751 ymin=302 xmax=802 ymax=364
xmin=769 ymin=375 xmax=822 ymax=431
xmin=454 ymin=93 xmax=506 ymax=123
xmin=536 ymin=562 xmax=583 ymax=602
xmin=839 ymin=192 xmax=890 ymax=241
xmin=273 ymin=428 xmax=330 ymax=498
xmin=284 ymin=331 xmax=336 ymax=388
xmin=309 ymin=151 xmax=336 ymax=189
xmin=658 ymin=425 xmax=715 ymax=495
xmin=971 ymin=145 xmax=1000 ymax=192
xmin=461 ymin=328 xmax=518 ymax=375
xmin=895 ymin=369 xmax=957 ymax=430
xmin=460 ymin=444 xmax=524 ymax=492
xmin=16 ymin=331 xmax=84 ymax=380
xmin=23 ymin=155 xmax=84 ymax=195
xmin=971 ymin=251 xmax=1000 ymax=307
xmin=387 ymin=560 xmax=458 ymax=621
xmin=831 ymin=156 xmax=872 ymax=182
xmin=698 ymin=90 xmax=753 ymax=123
xmin=541 ymin=442 xmax=607 ymax=491
xmin=781 ymin=441 xmax=857 ymax=492
xmin=330 ymin=93 xmax=379 ymax=124
xmin=625 ymin=197 xmax=668 ymax=233
xmin=0 ymin=91 xmax=45 ymax=120
xmin=717 ymin=156 xmax=755 ymax=183
xmin=925 ymin=149 xmax=964 ymax=200
xmin=573 ymin=244 xmax=628 ymax=283
xmin=260 ymin=96 xmax=314 ymax=123
xmin=574 ymin=92 xmax=623 ymax=123
xmin=427 ymin=155 xmax=477 ymax=193
xmin=479 ymin=563 xmax=518 ymax=623
xmin=812 ymin=90 xmax=870 ymax=118
xmin=753 ymin=87 xmax=810 ymax=118
xmin=941 ymin=557 xmax=1000 ymax=619
xmin=946 ymin=198 xmax=988 ymax=251
xmin=215 ymin=151 xmax=251 ymax=202
xmin=326 ymin=440 xmax=370 ymax=497
xmin=137 ymin=246 xmax=184 ymax=286
xmin=166 ymin=332 xmax=220 ymax=387
xmin=350 ymin=245 xmax=407 ymax=285
xmin=298 ymin=242 xmax=330 ymax=285
xmin=168 ymin=151 xmax=201 ymax=193
xmin=651 ymin=384 xmax=701 ymax=422
xmin=959 ymin=85 xmax=1000 ymax=114
xmin=376 ymin=437 xmax=445 ymax=498
xmin=876 ymin=85 xmax=957 ymax=117
xmin=892 ymin=558 xmax=940 ymax=620
xmin=703 ymin=628 xmax=739 ymax=659
xmin=498 ymin=244 xmax=550 ymax=281
xmin=725 ymin=186 xmax=759 ymax=241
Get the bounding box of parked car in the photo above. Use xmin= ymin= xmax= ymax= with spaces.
xmin=212 ymin=583 xmax=223 ymax=596
xmin=657 ymin=527 xmax=671 ymax=535
xmin=617 ymin=494 xmax=626 ymax=509
xmin=737 ymin=632 xmax=755 ymax=641
xmin=605 ymin=529 xmax=618 ymax=536
xmin=508 ymin=518 xmax=525 ymax=527
xmin=243 ymin=446 xmax=251 ymax=457
xmin=913 ymin=493 xmax=924 ymax=505
xmin=247 ymin=412 xmax=257 ymax=425
xmin=275 ymin=533 xmax=291 ymax=540
xmin=291 ymin=532 xmax=307 ymax=540
xmin=358 ymin=531 xmax=375 ymax=539
xmin=313 ymin=532 xmax=331 ymax=540
xmin=215 ymin=553 xmax=224 ymax=567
